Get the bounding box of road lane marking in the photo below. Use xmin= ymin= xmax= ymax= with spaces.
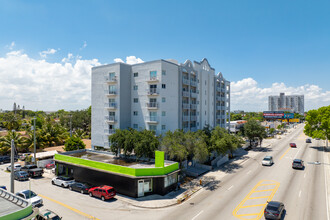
xmin=280 ymin=148 xmax=291 ymax=160
xmin=247 ymin=170 xmax=251 ymax=175
xmin=228 ymin=185 xmax=234 ymax=190
xmin=233 ymin=180 xmax=280 ymax=220
xmin=191 ymin=210 xmax=204 ymax=220
xmin=323 ymin=146 xmax=330 ymax=220
xmin=304 ymin=173 xmax=306 ymax=178
xmin=39 ymin=194 xmax=100 ymax=220
xmin=299 ymin=190 xmax=302 ymax=197
xmin=293 ymin=146 xmax=302 ymax=159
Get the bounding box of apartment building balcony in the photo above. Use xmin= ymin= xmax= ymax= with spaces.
xmin=147 ymin=89 xmax=159 ymax=96
xmin=190 ymin=116 xmax=197 ymax=121
xmin=104 ymin=102 xmax=117 ymax=110
xmin=104 ymin=90 xmax=117 ymax=97
xmin=146 ymin=102 xmax=159 ymax=109
xmin=146 ymin=77 xmax=159 ymax=83
xmin=191 ymin=92 xmax=198 ymax=98
xmin=190 ymin=80 xmax=197 ymax=87
xmin=221 ymin=88 xmax=226 ymax=93
xmin=190 ymin=104 xmax=197 ymax=109
xmin=191 ymin=127 xmax=197 ymax=132
xmin=145 ymin=116 xmax=158 ymax=124
xmin=183 ymin=103 xmax=190 ymax=109
xmin=216 ymin=115 xmax=222 ymax=120
xmin=183 ymin=127 xmax=189 ymax=133
xmin=104 ymin=129 xmax=116 ymax=135
xmin=182 ymin=91 xmax=190 ymax=97
xmin=183 ymin=116 xmax=190 ymax=121
xmin=105 ymin=76 xmax=117 ymax=84
xmin=216 ymin=87 xmax=221 ymax=92
xmin=105 ymin=116 xmax=117 ymax=124
xmin=216 ymin=97 xmax=223 ymax=102
xmin=216 ymin=106 xmax=222 ymax=110
xmin=182 ymin=78 xmax=190 ymax=85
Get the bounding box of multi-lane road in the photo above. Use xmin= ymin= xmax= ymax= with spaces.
xmin=0 ymin=124 xmax=328 ymax=220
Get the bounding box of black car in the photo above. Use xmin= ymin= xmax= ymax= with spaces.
xmin=14 ymin=171 xmax=29 ymax=181
xmin=306 ymin=138 xmax=312 ymax=143
xmin=69 ymin=182 xmax=93 ymax=194
xmin=0 ymin=155 xmax=18 ymax=164
xmin=264 ymin=201 xmax=285 ymax=220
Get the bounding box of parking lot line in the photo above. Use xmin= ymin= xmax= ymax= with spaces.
xmin=247 ymin=196 xmax=270 ymax=200
xmin=39 ymin=194 xmax=100 ymax=220
xmin=280 ymin=147 xmax=291 ymax=160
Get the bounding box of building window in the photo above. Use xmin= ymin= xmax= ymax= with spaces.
xmin=133 ymin=85 xmax=138 ymax=90
xmin=162 ymin=97 xmax=166 ymax=103
xmin=133 ymin=111 xmax=138 ymax=116
xmin=162 ymin=111 xmax=166 ymax=116
xmin=134 ymin=72 xmax=138 ymax=77
xmin=164 ymin=173 xmax=177 ymax=188
xmin=133 ymin=124 xmax=138 ymax=129
xmin=162 ymin=125 xmax=166 ymax=130
xmin=133 ymin=98 xmax=138 ymax=103
xmin=149 ymin=125 xmax=157 ymax=131
xmin=150 ymin=71 xmax=157 ymax=79
xmin=162 ymin=70 xmax=166 ymax=76
xmin=162 ymin=84 xmax=166 ymax=89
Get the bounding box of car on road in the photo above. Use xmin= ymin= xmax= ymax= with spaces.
xmin=292 ymin=159 xmax=304 ymax=169
xmin=16 ymin=190 xmax=43 ymax=207
xmin=35 ymin=209 xmax=62 ymax=220
xmin=52 ymin=176 xmax=75 ymax=188
xmin=45 ymin=161 xmax=55 ymax=169
xmin=0 ymin=186 xmax=7 ymax=190
xmin=69 ymin=181 xmax=93 ymax=194
xmin=6 ymin=164 xmax=22 ymax=172
xmin=20 ymin=164 xmax=44 ymax=177
xmin=262 ymin=156 xmax=274 ymax=166
xmin=264 ymin=201 xmax=285 ymax=220
xmin=14 ymin=171 xmax=29 ymax=181
xmin=306 ymin=138 xmax=312 ymax=143
xmin=289 ymin=143 xmax=297 ymax=148
xmin=88 ymin=185 xmax=116 ymax=201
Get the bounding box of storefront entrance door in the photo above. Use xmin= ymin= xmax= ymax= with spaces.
xmin=138 ymin=180 xmax=144 ymax=197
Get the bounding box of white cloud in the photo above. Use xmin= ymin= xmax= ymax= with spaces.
xmin=80 ymin=41 xmax=87 ymax=50
xmin=61 ymin=53 xmax=74 ymax=63
xmin=114 ymin=56 xmax=144 ymax=65
xmin=0 ymin=50 xmax=100 ymax=111
xmin=5 ymin=41 xmax=15 ymax=50
xmin=231 ymin=78 xmax=330 ymax=112
xmin=39 ymin=48 xmax=57 ymax=58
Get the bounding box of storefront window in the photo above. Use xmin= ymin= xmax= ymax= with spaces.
xmin=143 ymin=179 xmax=152 ymax=192
xmin=164 ymin=173 xmax=177 ymax=188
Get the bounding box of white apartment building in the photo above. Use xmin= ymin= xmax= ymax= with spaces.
xmin=91 ymin=58 xmax=230 ymax=149
xmin=268 ymin=93 xmax=304 ymax=115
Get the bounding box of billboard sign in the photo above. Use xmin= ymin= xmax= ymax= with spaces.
xmin=263 ymin=111 xmax=284 ymax=119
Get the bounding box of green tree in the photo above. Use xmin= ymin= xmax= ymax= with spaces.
xmin=108 ymin=129 xmax=126 ymax=156
xmin=63 ymin=136 xmax=86 ymax=151
xmin=0 ymin=131 xmax=23 ymax=153
xmin=191 ymin=130 xmax=209 ymax=163
xmin=209 ymin=126 xmax=227 ymax=154
xmin=134 ymin=129 xmax=159 ymax=159
xmin=244 ymin=119 xmax=266 ymax=146
xmin=2 ymin=112 xmax=22 ymax=131
xmin=231 ymin=113 xmax=242 ymax=121
xmin=304 ymin=105 xmax=330 ymax=148
xmin=40 ymin=120 xmax=68 ymax=147
xmin=22 ymin=130 xmax=45 ymax=152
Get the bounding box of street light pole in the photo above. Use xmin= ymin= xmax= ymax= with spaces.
xmin=69 ymin=114 xmax=72 ymax=138
xmin=33 ymin=117 xmax=36 ymax=165
xmin=10 ymin=139 xmax=15 ymax=193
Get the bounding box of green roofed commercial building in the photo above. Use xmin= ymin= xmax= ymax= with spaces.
xmin=0 ymin=188 xmax=39 ymax=220
xmin=54 ymin=150 xmax=179 ymax=198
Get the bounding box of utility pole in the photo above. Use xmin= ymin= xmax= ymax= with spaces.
xmin=10 ymin=139 xmax=15 ymax=193
xmin=33 ymin=118 xmax=36 ymax=165
xmin=69 ymin=114 xmax=72 ymax=138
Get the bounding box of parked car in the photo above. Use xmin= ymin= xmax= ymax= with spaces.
xmin=0 ymin=186 xmax=7 ymax=190
xmin=306 ymin=138 xmax=312 ymax=143
xmin=35 ymin=209 xmax=62 ymax=220
xmin=20 ymin=165 xmax=44 ymax=177
xmin=264 ymin=201 xmax=285 ymax=220
xmin=0 ymin=155 xmax=18 ymax=164
xmin=16 ymin=190 xmax=43 ymax=207
xmin=69 ymin=181 xmax=93 ymax=194
xmin=14 ymin=171 xmax=29 ymax=181
xmin=45 ymin=161 xmax=55 ymax=169
xmin=88 ymin=185 xmax=116 ymax=201
xmin=289 ymin=143 xmax=297 ymax=148
xmin=52 ymin=176 xmax=75 ymax=188
xmin=6 ymin=164 xmax=22 ymax=172
xmin=292 ymin=159 xmax=304 ymax=169
xmin=262 ymin=156 xmax=274 ymax=166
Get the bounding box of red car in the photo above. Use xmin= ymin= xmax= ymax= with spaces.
xmin=45 ymin=162 xmax=55 ymax=169
xmin=290 ymin=143 xmax=297 ymax=148
xmin=88 ymin=185 xmax=116 ymax=201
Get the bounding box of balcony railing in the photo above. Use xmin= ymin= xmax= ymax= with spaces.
xmin=190 ymin=80 xmax=197 ymax=87
xmin=216 ymin=97 xmax=222 ymax=101
xmin=182 ymin=91 xmax=189 ymax=97
xmin=147 ymin=89 xmax=159 ymax=95
xmin=190 ymin=104 xmax=197 ymax=109
xmin=147 ymin=77 xmax=159 ymax=83
xmin=182 ymin=78 xmax=190 ymax=85
xmin=191 ymin=92 xmax=197 ymax=98
xmin=104 ymin=129 xmax=116 ymax=135
xmin=183 ymin=116 xmax=190 ymax=121
xmin=146 ymin=102 xmax=159 ymax=108
xmin=105 ymin=116 xmax=116 ymax=123
xmin=105 ymin=76 xmax=117 ymax=84
xmin=190 ymin=116 xmax=197 ymax=121
xmin=216 ymin=106 xmax=222 ymax=110
xmin=183 ymin=103 xmax=190 ymax=109
xmin=104 ymin=90 xmax=117 ymax=96
xmin=104 ymin=102 xmax=117 ymax=109
xmin=145 ymin=116 xmax=158 ymax=123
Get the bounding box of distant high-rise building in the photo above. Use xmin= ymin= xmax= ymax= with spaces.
xmin=91 ymin=58 xmax=230 ymax=149
xmin=268 ymin=93 xmax=304 ymax=115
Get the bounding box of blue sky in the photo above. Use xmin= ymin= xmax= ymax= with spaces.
xmin=0 ymin=0 xmax=329 ymax=111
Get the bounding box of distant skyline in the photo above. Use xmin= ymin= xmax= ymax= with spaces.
xmin=0 ymin=1 xmax=329 ymax=112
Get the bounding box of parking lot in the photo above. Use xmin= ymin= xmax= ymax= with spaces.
xmin=0 ymin=163 xmax=136 ymax=220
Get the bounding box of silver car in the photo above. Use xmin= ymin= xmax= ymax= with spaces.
xmin=16 ymin=190 xmax=43 ymax=207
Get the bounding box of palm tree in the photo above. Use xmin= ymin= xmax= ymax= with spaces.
xmin=74 ymin=129 xmax=86 ymax=139
xmin=22 ymin=130 xmax=45 ymax=152
xmin=0 ymin=131 xmax=23 ymax=153
xmin=40 ymin=121 xmax=68 ymax=147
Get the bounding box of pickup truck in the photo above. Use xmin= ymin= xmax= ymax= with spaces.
xmin=20 ymin=165 xmax=44 ymax=177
